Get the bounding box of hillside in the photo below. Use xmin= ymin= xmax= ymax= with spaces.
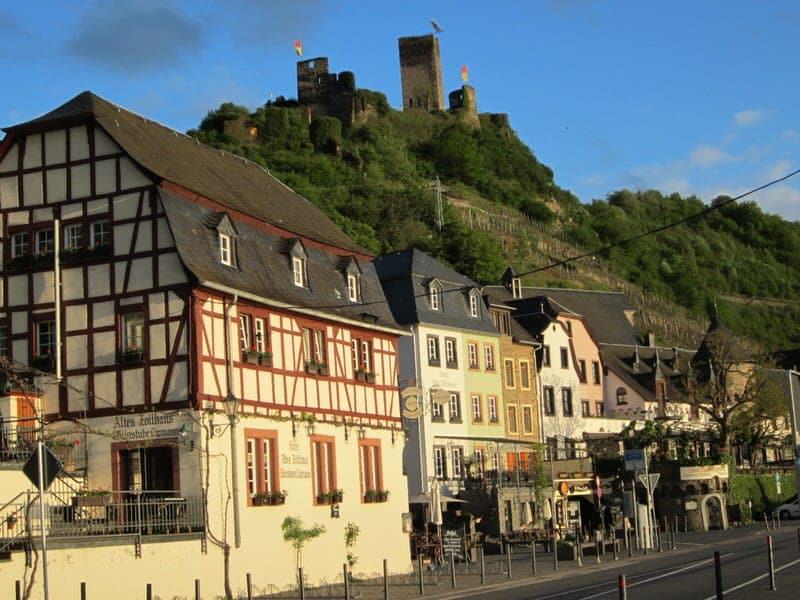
xmin=187 ymin=97 xmax=800 ymax=350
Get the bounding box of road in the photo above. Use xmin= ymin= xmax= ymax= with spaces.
xmin=448 ymin=525 xmax=800 ymax=600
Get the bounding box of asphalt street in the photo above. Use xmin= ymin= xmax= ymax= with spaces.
xmin=444 ymin=525 xmax=800 ymax=600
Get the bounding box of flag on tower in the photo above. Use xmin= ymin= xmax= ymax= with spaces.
xmin=294 ymin=40 xmax=303 ymax=56
xmin=460 ymin=65 xmax=469 ymax=82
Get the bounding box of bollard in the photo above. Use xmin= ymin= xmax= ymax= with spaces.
xmin=613 ymin=537 xmax=619 ymax=561
xmin=618 ymin=574 xmax=627 ymax=600
xmin=344 ymin=564 xmax=351 ymax=600
xmin=777 ymin=512 xmax=782 ymax=530
xmin=299 ymin=567 xmax=306 ymax=600
xmin=247 ymin=573 xmax=253 ymax=600
xmin=553 ymin=533 xmax=559 ymax=572
xmin=195 ymin=579 xmax=201 ymax=600
xmin=767 ymin=535 xmax=776 ymax=591
xmin=450 ymin=553 xmax=457 ymax=589
xmin=383 ymin=558 xmax=389 ymax=600
xmin=764 ymin=513 xmax=770 ymax=531
xmin=506 ymin=543 xmax=513 ymax=579
xmin=147 ymin=583 xmax=153 ymax=600
xmin=417 ymin=554 xmax=424 ymax=595
xmin=596 ymin=537 xmax=601 ymax=564
xmin=685 ymin=515 xmax=688 ymax=532
xmin=797 ymin=528 xmax=800 ymax=556
xmin=714 ymin=551 xmax=723 ymax=600
xmin=674 ymin=514 xmax=678 ymax=536
xmin=623 ymin=519 xmax=629 ymax=550
xmin=15 ymin=580 xmax=21 ymax=600
xmin=81 ymin=582 xmax=87 ymax=600
xmin=531 ymin=539 xmax=537 ymax=574
xmin=480 ymin=545 xmax=486 ymax=584
xmin=657 ymin=526 xmax=663 ymax=553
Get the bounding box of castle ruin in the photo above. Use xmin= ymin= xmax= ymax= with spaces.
xmin=398 ymin=34 xmax=445 ymax=111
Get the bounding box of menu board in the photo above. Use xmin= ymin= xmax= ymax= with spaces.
xmin=442 ymin=529 xmax=464 ymax=561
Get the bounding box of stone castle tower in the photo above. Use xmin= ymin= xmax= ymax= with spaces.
xmin=398 ymin=34 xmax=445 ymax=111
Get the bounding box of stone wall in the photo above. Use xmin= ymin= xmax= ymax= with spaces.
xmin=398 ymin=35 xmax=445 ymax=111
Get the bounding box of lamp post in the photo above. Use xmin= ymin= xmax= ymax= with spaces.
xmin=211 ymin=393 xmax=241 ymax=548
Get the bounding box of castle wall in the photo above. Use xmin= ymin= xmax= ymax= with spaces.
xmin=398 ymin=35 xmax=444 ymax=111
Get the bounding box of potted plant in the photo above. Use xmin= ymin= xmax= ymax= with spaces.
xmin=377 ymin=490 xmax=389 ymax=502
xmin=332 ymin=489 xmax=343 ymax=503
xmin=243 ymin=348 xmax=259 ymax=365
xmin=270 ymin=490 xmax=287 ymax=505
xmin=305 ymin=361 xmax=319 ymax=375
xmin=4 ymin=253 xmax=31 ymax=271
xmin=252 ymin=493 xmax=269 ymax=506
xmin=32 ymin=353 xmax=54 ymax=372
xmin=365 ymin=371 xmax=376 ymax=384
xmin=258 ymin=351 xmax=273 ymax=366
xmin=316 ymin=491 xmax=331 ymax=505
xmin=354 ymin=369 xmax=366 ymax=382
xmin=364 ymin=489 xmax=378 ymax=503
xmin=33 ymin=251 xmax=54 ymax=268
xmin=6 ymin=514 xmax=18 ymax=529
xmin=121 ymin=346 xmax=143 ymax=364
xmin=317 ymin=363 xmax=329 ymax=376
xmin=60 ymin=246 xmax=85 ymax=264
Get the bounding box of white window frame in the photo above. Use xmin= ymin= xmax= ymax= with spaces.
xmin=427 ymin=336 xmax=439 ymax=364
xmin=239 ymin=314 xmax=252 ymax=352
xmin=471 ymin=395 xmax=482 ymax=422
xmin=431 ymin=396 xmax=443 ymax=420
xmin=347 ymin=273 xmax=360 ymax=302
xmin=491 ymin=452 xmax=500 ymax=471
xmin=64 ymin=223 xmax=82 ymax=250
xmin=254 ymin=318 xmax=266 ymax=353
xmin=35 ymin=229 xmax=54 ymax=254
xmin=469 ymin=292 xmax=479 ymax=318
xmin=474 ymin=449 xmax=484 ymax=477
xmin=512 ymin=278 xmax=522 ymax=299
xmin=433 ymin=447 xmax=446 ymax=479
xmin=219 ymin=233 xmax=233 ymax=266
xmin=36 ymin=320 xmax=56 ymax=356
xmin=488 ymin=396 xmax=498 ymax=423
xmin=122 ymin=311 xmax=145 ymax=351
xmin=468 ymin=343 xmax=478 ymax=368
xmin=11 ymin=232 xmax=29 ymax=258
xmin=448 ymin=393 xmax=461 ymax=422
xmin=429 ymin=283 xmax=441 ymax=311
xmin=484 ymin=344 xmax=495 ymax=370
xmin=90 ymin=220 xmax=110 ymax=248
xmin=445 ymin=338 xmax=457 ymax=366
xmin=451 ymin=447 xmax=464 ymax=479
xmin=292 ymin=256 xmax=307 ymax=287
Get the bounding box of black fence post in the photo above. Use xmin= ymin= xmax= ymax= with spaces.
xmin=553 ymin=533 xmax=559 ymax=572
xmin=618 ymin=574 xmax=627 ymax=600
xmin=596 ymin=536 xmax=601 ymax=564
xmin=506 ymin=543 xmax=512 ymax=579
xmin=383 ymin=558 xmax=389 ymax=600
xmin=613 ymin=536 xmax=619 ymax=561
xmin=480 ymin=546 xmax=486 ymax=584
xmin=343 ymin=563 xmax=350 ymax=600
xmin=417 ymin=554 xmax=425 ymax=595
xmin=797 ymin=528 xmax=800 ymax=556
xmin=146 ymin=583 xmax=153 ymax=600
xmin=531 ymin=539 xmax=537 ymax=574
xmin=299 ymin=567 xmax=306 ymax=600
xmin=714 ymin=551 xmax=723 ymax=600
xmin=81 ymin=582 xmax=87 ymax=600
xmin=194 ymin=578 xmax=200 ymax=600
xmin=450 ymin=553 xmax=456 ymax=589
xmin=767 ymin=535 xmax=776 ymax=591
xmin=247 ymin=573 xmax=253 ymax=600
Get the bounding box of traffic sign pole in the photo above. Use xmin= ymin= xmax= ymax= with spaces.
xmin=36 ymin=439 xmax=50 ymax=600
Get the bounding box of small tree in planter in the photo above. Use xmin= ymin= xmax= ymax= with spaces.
xmin=282 ymin=516 xmax=326 ymax=575
xmin=344 ymin=522 xmax=360 ymax=571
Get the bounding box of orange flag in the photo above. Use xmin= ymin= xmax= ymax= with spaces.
xmin=460 ymin=65 xmax=469 ymax=82
xmin=294 ymin=40 xmax=303 ymax=57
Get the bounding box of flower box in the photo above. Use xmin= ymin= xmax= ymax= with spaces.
xmin=89 ymin=244 xmax=111 ymax=259
xmin=317 ymin=364 xmax=329 ymax=376
xmin=121 ymin=348 xmax=143 ymax=365
xmin=306 ymin=362 xmax=319 ymax=375
xmin=317 ymin=490 xmax=343 ymax=505
xmin=32 ymin=354 xmax=55 ymax=372
xmin=365 ymin=490 xmax=389 ymax=503
xmin=73 ymin=493 xmax=112 ymax=507
xmin=258 ymin=353 xmax=272 ymax=367
xmin=365 ymin=372 xmax=376 ymax=384
xmin=4 ymin=254 xmax=31 ymax=272
xmin=60 ymin=247 xmax=86 ymax=264
xmin=33 ymin=252 xmax=54 ymax=268
xmin=245 ymin=352 xmax=259 ymax=365
xmin=355 ymin=370 xmax=366 ymax=382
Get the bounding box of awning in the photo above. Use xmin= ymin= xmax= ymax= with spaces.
xmin=408 ymin=493 xmax=467 ymax=505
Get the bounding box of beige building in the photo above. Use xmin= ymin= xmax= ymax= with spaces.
xmin=0 ymin=92 xmax=410 ymax=598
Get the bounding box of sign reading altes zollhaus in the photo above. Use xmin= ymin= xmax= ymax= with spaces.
xmin=112 ymin=413 xmax=186 ymax=442
xmin=679 ymin=465 xmax=729 ymax=481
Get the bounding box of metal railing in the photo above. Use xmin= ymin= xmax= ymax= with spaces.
xmin=0 ymin=422 xmax=87 ymax=473
xmin=0 ymin=491 xmax=205 ymax=545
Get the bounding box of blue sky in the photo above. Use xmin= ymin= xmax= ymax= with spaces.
xmin=2 ymin=1 xmax=799 ymax=219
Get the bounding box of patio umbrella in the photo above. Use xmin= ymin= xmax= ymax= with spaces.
xmin=522 ymin=501 xmax=533 ymax=526
xmin=542 ymin=498 xmax=552 ymax=521
xmin=430 ymin=484 xmax=443 ymax=526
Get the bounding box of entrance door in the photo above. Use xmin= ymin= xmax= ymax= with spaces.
xmin=120 ymin=446 xmax=175 ymax=494
xmin=706 ymin=496 xmax=724 ymax=530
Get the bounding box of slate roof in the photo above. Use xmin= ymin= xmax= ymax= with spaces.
xmin=160 ymin=189 xmax=399 ymax=328
xmin=373 ymin=249 xmax=498 ymax=335
xmin=3 ymin=91 xmax=364 ymax=254
xmin=484 ymin=289 xmax=536 ymax=344
xmin=601 ymin=345 xmax=693 ymax=403
xmin=484 ymin=285 xmax=639 ymax=346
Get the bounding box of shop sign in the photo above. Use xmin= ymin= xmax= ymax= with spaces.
xmin=112 ymin=413 xmax=184 ymax=442
xmin=280 ymin=447 xmax=311 ymax=480
xmin=679 ymin=465 xmax=728 ymax=481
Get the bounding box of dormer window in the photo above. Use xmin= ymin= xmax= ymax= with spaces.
xmin=512 ymin=278 xmax=522 ymax=299
xmin=347 ymin=273 xmax=360 ymax=302
xmin=429 ymin=281 xmax=442 ymax=311
xmin=292 ymin=256 xmax=307 ymax=287
xmin=219 ymin=233 xmax=233 ymax=266
xmin=468 ymin=291 xmax=480 ymax=318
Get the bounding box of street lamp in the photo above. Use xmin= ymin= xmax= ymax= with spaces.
xmin=209 ymin=393 xmax=241 ymax=547
xmin=210 ymin=393 xmax=239 ymax=437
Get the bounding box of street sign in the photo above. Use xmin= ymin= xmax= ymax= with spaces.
xmin=624 ymin=449 xmax=646 ymax=471
xmin=638 ymin=473 xmax=660 ymax=493
xmin=23 ymin=445 xmax=63 ymax=491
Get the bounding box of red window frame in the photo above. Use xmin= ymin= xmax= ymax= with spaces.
xmin=244 ymin=428 xmax=280 ymax=505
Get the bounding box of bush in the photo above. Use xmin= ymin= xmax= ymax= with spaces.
xmin=310 ymin=116 xmax=343 ymax=154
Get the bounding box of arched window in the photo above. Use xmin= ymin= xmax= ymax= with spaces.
xmin=616 ymin=387 xmax=628 ymax=406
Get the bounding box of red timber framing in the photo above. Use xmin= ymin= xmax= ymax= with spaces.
xmin=0 ymin=121 xmax=192 ymax=419
xmin=194 ymin=288 xmax=401 ymax=429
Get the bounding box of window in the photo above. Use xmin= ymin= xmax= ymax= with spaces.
xmin=468 ymin=343 xmax=479 ymax=369
xmin=507 ymin=405 xmax=518 ymax=434
xmin=431 ymin=391 xmax=444 ymax=422
xmin=427 ymin=335 xmax=440 ymax=366
xmin=504 ymin=359 xmax=515 ymax=388
xmin=616 ymin=387 xmax=628 ymax=405
xmin=35 ymin=229 xmax=54 ymax=254
xmin=302 ymin=328 xmax=326 ymax=366
xmin=561 ymin=388 xmax=573 ymax=417
xmin=560 ymin=347 xmax=569 ymax=369
xmin=596 ymin=402 xmax=604 ymax=416
xmin=351 ymin=338 xmax=372 ymax=374
xmin=484 ymin=344 xmax=495 ymax=371
xmin=219 ymin=233 xmax=232 ymax=266
xmin=542 ymin=345 xmax=551 ymax=367
xmin=444 ymin=337 xmax=458 ymax=368
xmin=469 ymin=293 xmax=479 ymax=318
xmin=64 ymin=224 xmax=83 ymax=250
xmin=564 ymin=321 xmax=572 ymax=336
xmin=512 ymin=278 xmax=522 ymax=299
xmin=254 ymin=318 xmax=266 ymax=353
xmin=311 ymin=437 xmax=336 ymax=501
xmin=433 ymin=446 xmax=447 ymax=479
xmin=448 ymin=393 xmax=461 ymax=423
xmin=474 ymin=449 xmax=484 ymax=478
xmin=491 ymin=310 xmax=511 ymax=335
xmin=487 ymin=396 xmax=498 ymax=423
xmin=122 ymin=311 xmax=144 ymax=351
xmin=0 ymin=325 xmax=7 ymax=356
xmin=581 ymin=400 xmax=590 ymax=417
xmin=522 ymin=406 xmax=533 ymax=433
xmin=578 ymin=359 xmax=587 ymax=383
xmin=471 ymin=395 xmax=482 ymax=423
xmin=451 ymin=447 xmax=464 ymax=479
xmin=245 ymin=430 xmax=279 ymax=502
xmin=592 ymin=361 xmax=601 ymax=385
xmin=36 ymin=320 xmax=56 ymax=356
xmin=239 ymin=314 xmax=252 ymax=352
xmin=565 ymin=439 xmax=577 ymax=459
xmin=90 ymin=220 xmax=110 ymax=248
xmin=359 ymin=440 xmax=383 ymax=497
xmin=543 ymin=386 xmax=555 ymax=416
xmin=292 ymin=256 xmax=307 ymax=287
xmin=11 ymin=232 xmax=29 ymax=258
xmin=429 ymin=283 xmax=441 ymax=311
xmin=519 ymin=361 xmax=531 ymax=389
xmin=491 ymin=452 xmax=500 ymax=471
xmin=347 ymin=273 xmax=360 ymax=302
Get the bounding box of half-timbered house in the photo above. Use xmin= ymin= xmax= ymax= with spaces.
xmin=0 ymin=92 xmax=410 ymax=597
